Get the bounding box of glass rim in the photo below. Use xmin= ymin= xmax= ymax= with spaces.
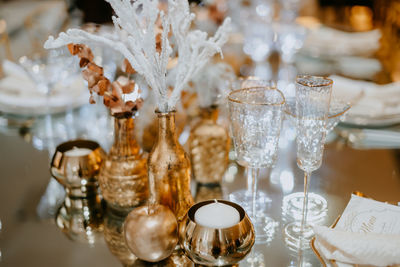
xmin=296 ymin=75 xmax=333 ymax=88
xmin=237 ymin=76 xmax=277 ymax=85
xmin=228 ymin=87 xmax=286 ymax=106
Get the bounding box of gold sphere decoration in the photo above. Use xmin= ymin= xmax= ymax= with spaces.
xmin=124 ymin=204 xmax=178 ymax=262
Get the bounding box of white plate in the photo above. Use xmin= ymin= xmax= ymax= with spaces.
xmin=0 ymin=79 xmax=90 ymax=116
xmin=342 ymin=113 xmax=400 ymax=127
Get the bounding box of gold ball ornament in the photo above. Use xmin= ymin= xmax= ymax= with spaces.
xmin=124 ymin=204 xmax=178 ymax=262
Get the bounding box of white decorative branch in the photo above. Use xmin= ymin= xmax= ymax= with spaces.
xmin=192 ymin=62 xmax=236 ymax=107
xmin=44 ymin=0 xmax=231 ymax=112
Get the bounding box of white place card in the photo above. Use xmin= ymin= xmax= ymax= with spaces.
xmin=336 ymin=194 xmax=400 ymax=235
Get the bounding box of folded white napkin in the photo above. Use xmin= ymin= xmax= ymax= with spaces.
xmin=0 ymin=1 xmax=67 ymax=34
xmin=314 ymin=195 xmax=400 ymax=266
xmin=314 ymin=226 xmax=400 ymax=266
xmin=0 ymin=60 xmax=42 ymax=95
xmin=302 ymin=27 xmax=381 ymax=58
xmin=330 ymin=75 xmax=400 ymax=119
xmin=295 ymin=55 xmax=382 ymax=81
xmin=0 ymin=60 xmax=88 ymax=115
xmin=335 ymin=56 xmax=382 ymax=80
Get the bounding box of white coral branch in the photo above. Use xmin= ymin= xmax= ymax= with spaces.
xmin=44 ymin=0 xmax=231 ymax=112
xmin=193 ymin=62 xmax=235 ymax=107
xmin=167 ymin=15 xmax=231 ymax=108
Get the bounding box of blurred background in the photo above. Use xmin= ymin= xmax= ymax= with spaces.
xmin=0 ymin=0 xmax=400 ymax=266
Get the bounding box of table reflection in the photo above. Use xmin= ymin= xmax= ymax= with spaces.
xmin=56 ymin=193 xmax=104 ymax=245
xmin=103 ymin=210 xmax=137 ymax=266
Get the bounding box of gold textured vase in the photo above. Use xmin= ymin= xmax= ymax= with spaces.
xmin=189 ymin=106 xmax=230 ymax=185
xmin=99 ymin=115 xmax=148 ymax=213
xmin=147 ymin=111 xmax=194 ymax=222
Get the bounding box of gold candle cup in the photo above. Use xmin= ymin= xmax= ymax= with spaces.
xmin=51 ymin=140 xmax=105 ymax=197
xmin=179 ymin=200 xmax=255 ymax=266
xmin=51 ymin=140 xmax=105 ymax=244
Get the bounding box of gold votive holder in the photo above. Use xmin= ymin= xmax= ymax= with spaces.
xmin=179 ymin=200 xmax=255 ymax=266
xmin=50 ymin=140 xmax=105 ymax=198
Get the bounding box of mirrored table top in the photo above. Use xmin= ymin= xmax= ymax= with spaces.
xmin=1 ymin=1 xmax=400 ymax=266
xmin=1 ymin=116 xmax=399 ymax=267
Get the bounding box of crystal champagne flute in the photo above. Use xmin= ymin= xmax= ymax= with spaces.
xmin=228 ymin=86 xmax=285 ymax=243
xmin=282 ymin=97 xmax=350 ymax=224
xmin=283 ymin=75 xmax=332 ymax=249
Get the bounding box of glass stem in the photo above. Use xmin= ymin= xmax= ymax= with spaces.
xmin=246 ymin=168 xmax=252 ymax=194
xmin=297 ymin=247 xmax=304 ymax=267
xmin=300 ymin=171 xmax=312 ymax=237
xmin=248 ymin=167 xmax=260 ymax=219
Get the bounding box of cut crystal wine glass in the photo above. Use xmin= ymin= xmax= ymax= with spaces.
xmin=229 ymin=79 xmax=278 ymax=215
xmin=283 ymin=75 xmax=332 ymax=250
xmin=228 ymin=86 xmax=285 ymax=243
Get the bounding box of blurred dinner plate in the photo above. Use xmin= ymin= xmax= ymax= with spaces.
xmin=0 ymin=76 xmax=89 ymax=117
xmin=341 ymin=113 xmax=400 ymax=128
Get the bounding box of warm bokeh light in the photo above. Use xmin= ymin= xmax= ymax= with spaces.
xmin=350 ymin=5 xmax=373 ymax=31
xmin=0 ymin=19 xmax=6 ymax=35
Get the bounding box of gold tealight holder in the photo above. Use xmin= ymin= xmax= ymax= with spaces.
xmin=179 ymin=200 xmax=255 ymax=266
xmin=51 ymin=140 xmax=105 ymax=244
xmin=51 ymin=140 xmax=105 ymax=197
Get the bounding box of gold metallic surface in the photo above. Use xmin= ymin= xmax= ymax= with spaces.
xmin=189 ymin=107 xmax=230 ymax=185
xmin=131 ymin=250 xmax=193 ymax=267
xmin=140 ymin=111 xmax=187 ymax=153
xmin=56 ymin=194 xmax=104 ymax=245
xmin=148 ymin=111 xmax=194 ymax=222
xmin=141 ymin=116 xmax=159 ymax=152
xmin=0 ymin=19 xmax=13 ymax=63
xmin=99 ymin=116 xmax=148 ymax=212
xmin=103 ymin=210 xmax=137 ymax=266
xmin=124 ymin=205 xmax=179 ymax=263
xmin=179 ymin=200 xmax=255 ymax=266
xmin=50 ymin=139 xmax=105 ymax=198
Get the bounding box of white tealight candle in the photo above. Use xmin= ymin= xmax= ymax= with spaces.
xmin=64 ymin=147 xmax=92 ymax=157
xmin=194 ymin=200 xmax=240 ymax=229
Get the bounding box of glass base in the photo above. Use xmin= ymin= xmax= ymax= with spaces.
xmin=252 ymin=215 xmax=279 ymax=244
xmin=229 ymin=189 xmax=272 ymax=217
xmin=287 ymin=249 xmax=315 ymax=267
xmin=283 ymin=222 xmax=314 ymax=250
xmin=241 ymin=250 xmax=265 ymax=267
xmin=282 ymin=192 xmax=328 ymax=224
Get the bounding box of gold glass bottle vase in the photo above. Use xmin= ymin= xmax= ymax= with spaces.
xmin=99 ymin=114 xmax=148 ymax=213
xmin=148 ymin=111 xmax=194 ymax=222
xmin=189 ymin=105 xmax=230 ymax=185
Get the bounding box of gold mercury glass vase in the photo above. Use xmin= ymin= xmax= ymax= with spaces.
xmin=189 ymin=106 xmax=230 ymax=185
xmin=99 ymin=115 xmax=148 ymax=213
xmin=148 ymin=111 xmax=194 ymax=222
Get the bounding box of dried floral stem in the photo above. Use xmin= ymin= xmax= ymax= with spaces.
xmin=67 ymin=43 xmax=142 ymax=116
